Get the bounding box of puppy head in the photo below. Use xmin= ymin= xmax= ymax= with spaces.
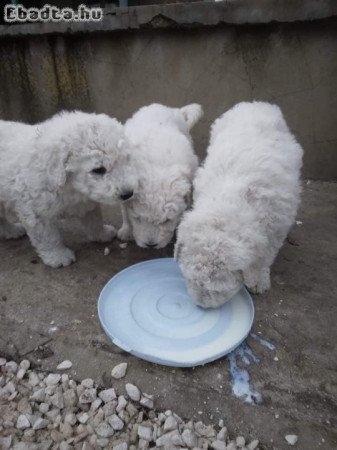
xmin=126 ymin=167 xmax=193 ymax=249
xmin=43 ymin=112 xmax=137 ymax=205
xmin=174 ymin=212 xmax=244 ymax=308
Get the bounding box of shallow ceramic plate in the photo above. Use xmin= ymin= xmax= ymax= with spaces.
xmin=98 ymin=258 xmax=254 ymax=367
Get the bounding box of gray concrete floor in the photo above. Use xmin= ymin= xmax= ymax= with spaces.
xmin=0 ymin=181 xmax=336 ymax=450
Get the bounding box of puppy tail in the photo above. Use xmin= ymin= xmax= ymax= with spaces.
xmin=180 ymin=104 xmax=204 ymax=130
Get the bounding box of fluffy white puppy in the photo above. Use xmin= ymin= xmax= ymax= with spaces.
xmin=175 ymin=101 xmax=303 ymax=308
xmin=118 ymin=103 xmax=203 ymax=249
xmin=0 ymin=111 xmax=136 ymax=267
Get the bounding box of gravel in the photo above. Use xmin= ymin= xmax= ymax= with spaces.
xmin=0 ymin=356 xmax=261 ymax=449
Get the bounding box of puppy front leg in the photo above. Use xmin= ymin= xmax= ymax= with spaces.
xmin=244 ymin=265 xmax=271 ymax=294
xmin=25 ymin=220 xmax=75 ymax=268
xmin=82 ymin=206 xmax=116 ymax=242
xmin=117 ymin=204 xmax=133 ymax=241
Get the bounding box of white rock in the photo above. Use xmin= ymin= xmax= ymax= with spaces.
xmin=156 ymin=430 xmax=184 ymax=446
xmin=16 ymin=414 xmax=31 ymax=430
xmin=39 ymin=403 xmax=49 ymax=414
xmin=285 ymin=435 xmax=298 ymax=445
xmin=50 ymin=392 xmax=64 ymax=409
xmin=5 ymin=361 xmax=18 ymax=373
xmin=56 ymin=360 xmax=73 ymax=370
xmin=182 ymin=429 xmax=198 ymax=447
xmin=30 ymin=387 xmax=45 ymax=402
xmin=99 ymin=388 xmax=117 ymax=403
xmin=97 ymin=439 xmax=110 ymax=448
xmin=91 ymin=398 xmax=103 ymax=411
xmin=163 ymin=415 xmax=178 ymax=431
xmin=236 ymin=436 xmax=245 ymax=447
xmin=0 ymin=358 xmax=6 ymax=366
xmin=63 ymin=389 xmax=77 ymax=407
xmin=79 ymin=388 xmax=97 ymax=404
xmin=17 ymin=368 xmax=26 ymax=380
xmin=45 ymin=373 xmax=61 ymax=385
xmin=104 ymin=247 xmax=110 ymax=256
xmin=139 ymin=395 xmax=153 ymax=409
xmin=217 ymin=426 xmax=227 ymax=441
xmin=218 ymin=419 xmax=224 ymax=428
xmin=81 ymin=378 xmax=94 ymax=388
xmin=138 ymin=425 xmax=153 ymax=441
xmin=20 ymin=360 xmax=31 ymax=371
xmin=107 ymin=414 xmax=124 ymax=431
xmin=95 ymin=422 xmax=115 ymax=438
xmin=113 ymin=443 xmax=128 ymax=450
xmin=78 ymin=412 xmax=90 ymax=424
xmin=28 ymin=372 xmax=40 ymax=387
xmin=59 ymin=443 xmax=72 ymax=450
xmin=119 ymin=243 xmax=128 ymax=249
xmin=111 ymin=362 xmax=128 ymax=379
xmin=212 ymin=441 xmax=227 ymax=450
xmin=0 ymin=436 xmax=12 ymax=450
xmin=64 ymin=412 xmax=77 ymax=426
xmin=33 ymin=417 xmax=49 ymax=430
xmin=247 ymin=440 xmax=259 ymax=450
xmin=60 ymin=422 xmax=73 ymax=439
xmin=125 ymin=383 xmax=141 ymax=402
xmin=116 ymin=395 xmax=128 ymax=413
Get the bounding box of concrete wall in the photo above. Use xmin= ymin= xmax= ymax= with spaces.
xmin=0 ymin=8 xmax=336 ymax=179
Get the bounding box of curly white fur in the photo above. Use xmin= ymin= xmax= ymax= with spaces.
xmin=118 ymin=103 xmax=203 ymax=249
xmin=0 ymin=111 xmax=136 ymax=267
xmin=175 ymin=101 xmax=303 ymax=308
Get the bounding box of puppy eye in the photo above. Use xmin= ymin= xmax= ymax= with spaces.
xmin=91 ymin=166 xmax=106 ymax=175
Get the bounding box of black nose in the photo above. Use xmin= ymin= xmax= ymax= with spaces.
xmin=146 ymin=242 xmax=157 ymax=248
xmin=119 ymin=191 xmax=133 ymax=201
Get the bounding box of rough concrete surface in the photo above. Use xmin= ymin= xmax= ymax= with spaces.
xmin=0 ymin=20 xmax=336 ymax=180
xmin=0 ymin=181 xmax=336 ymax=450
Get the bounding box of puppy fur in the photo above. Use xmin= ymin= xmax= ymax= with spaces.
xmin=118 ymin=103 xmax=203 ymax=249
xmin=175 ymin=101 xmax=303 ymax=308
xmin=0 ymin=111 xmax=136 ymax=267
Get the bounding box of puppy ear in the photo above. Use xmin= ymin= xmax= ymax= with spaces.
xmin=180 ymin=104 xmax=204 ymax=130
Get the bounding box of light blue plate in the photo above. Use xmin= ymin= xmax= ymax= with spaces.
xmin=98 ymin=258 xmax=254 ymax=367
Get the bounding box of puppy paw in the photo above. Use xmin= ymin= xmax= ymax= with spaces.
xmin=117 ymin=226 xmax=133 ymax=242
xmin=40 ymin=247 xmax=76 ymax=268
xmin=94 ymin=224 xmax=117 ymax=243
xmin=247 ymin=277 xmax=271 ymax=295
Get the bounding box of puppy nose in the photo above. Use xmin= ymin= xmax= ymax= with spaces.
xmin=146 ymin=242 xmax=157 ymax=248
xmin=119 ymin=190 xmax=133 ymax=201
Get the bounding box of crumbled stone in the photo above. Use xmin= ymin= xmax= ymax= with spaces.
xmin=16 ymin=414 xmax=31 ymax=430
xmin=78 ymin=412 xmax=90 ymax=424
xmin=56 ymin=360 xmax=73 ymax=370
xmin=79 ymin=388 xmax=97 ymax=404
xmin=138 ymin=424 xmax=153 ymax=441
xmin=113 ymin=443 xmax=128 ymax=450
xmin=211 ymin=441 xmax=227 ymax=450
xmin=116 ymin=395 xmax=128 ymax=413
xmin=45 ymin=373 xmax=61 ymax=386
xmin=95 ymin=422 xmax=115 ymax=438
xmin=32 ymin=417 xmax=49 ymax=430
xmin=182 ymin=428 xmax=198 ymax=447
xmin=20 ymin=360 xmax=31 ymax=371
xmin=28 ymin=372 xmax=40 ymax=387
xmin=247 ymin=440 xmax=259 ymax=450
xmin=285 ymin=435 xmax=298 ymax=445
xmin=99 ymin=388 xmax=116 ymax=403
xmin=104 ymin=247 xmax=110 ymax=256
xmin=107 ymin=414 xmax=124 ymax=431
xmin=139 ymin=393 xmax=153 ymax=409
xmin=236 ymin=436 xmax=245 ymax=447
xmin=81 ymin=378 xmax=94 ymax=388
xmin=30 ymin=388 xmax=46 ymax=402
xmin=111 ymin=363 xmax=128 ymax=379
xmin=125 ymin=383 xmax=141 ymax=401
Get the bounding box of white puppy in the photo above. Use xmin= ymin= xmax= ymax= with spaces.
xmin=0 ymin=111 xmax=136 ymax=267
xmin=175 ymin=102 xmax=303 ymax=308
xmin=118 ymin=103 xmax=203 ymax=249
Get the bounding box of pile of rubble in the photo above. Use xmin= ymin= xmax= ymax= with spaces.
xmin=0 ymin=357 xmax=260 ymax=450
